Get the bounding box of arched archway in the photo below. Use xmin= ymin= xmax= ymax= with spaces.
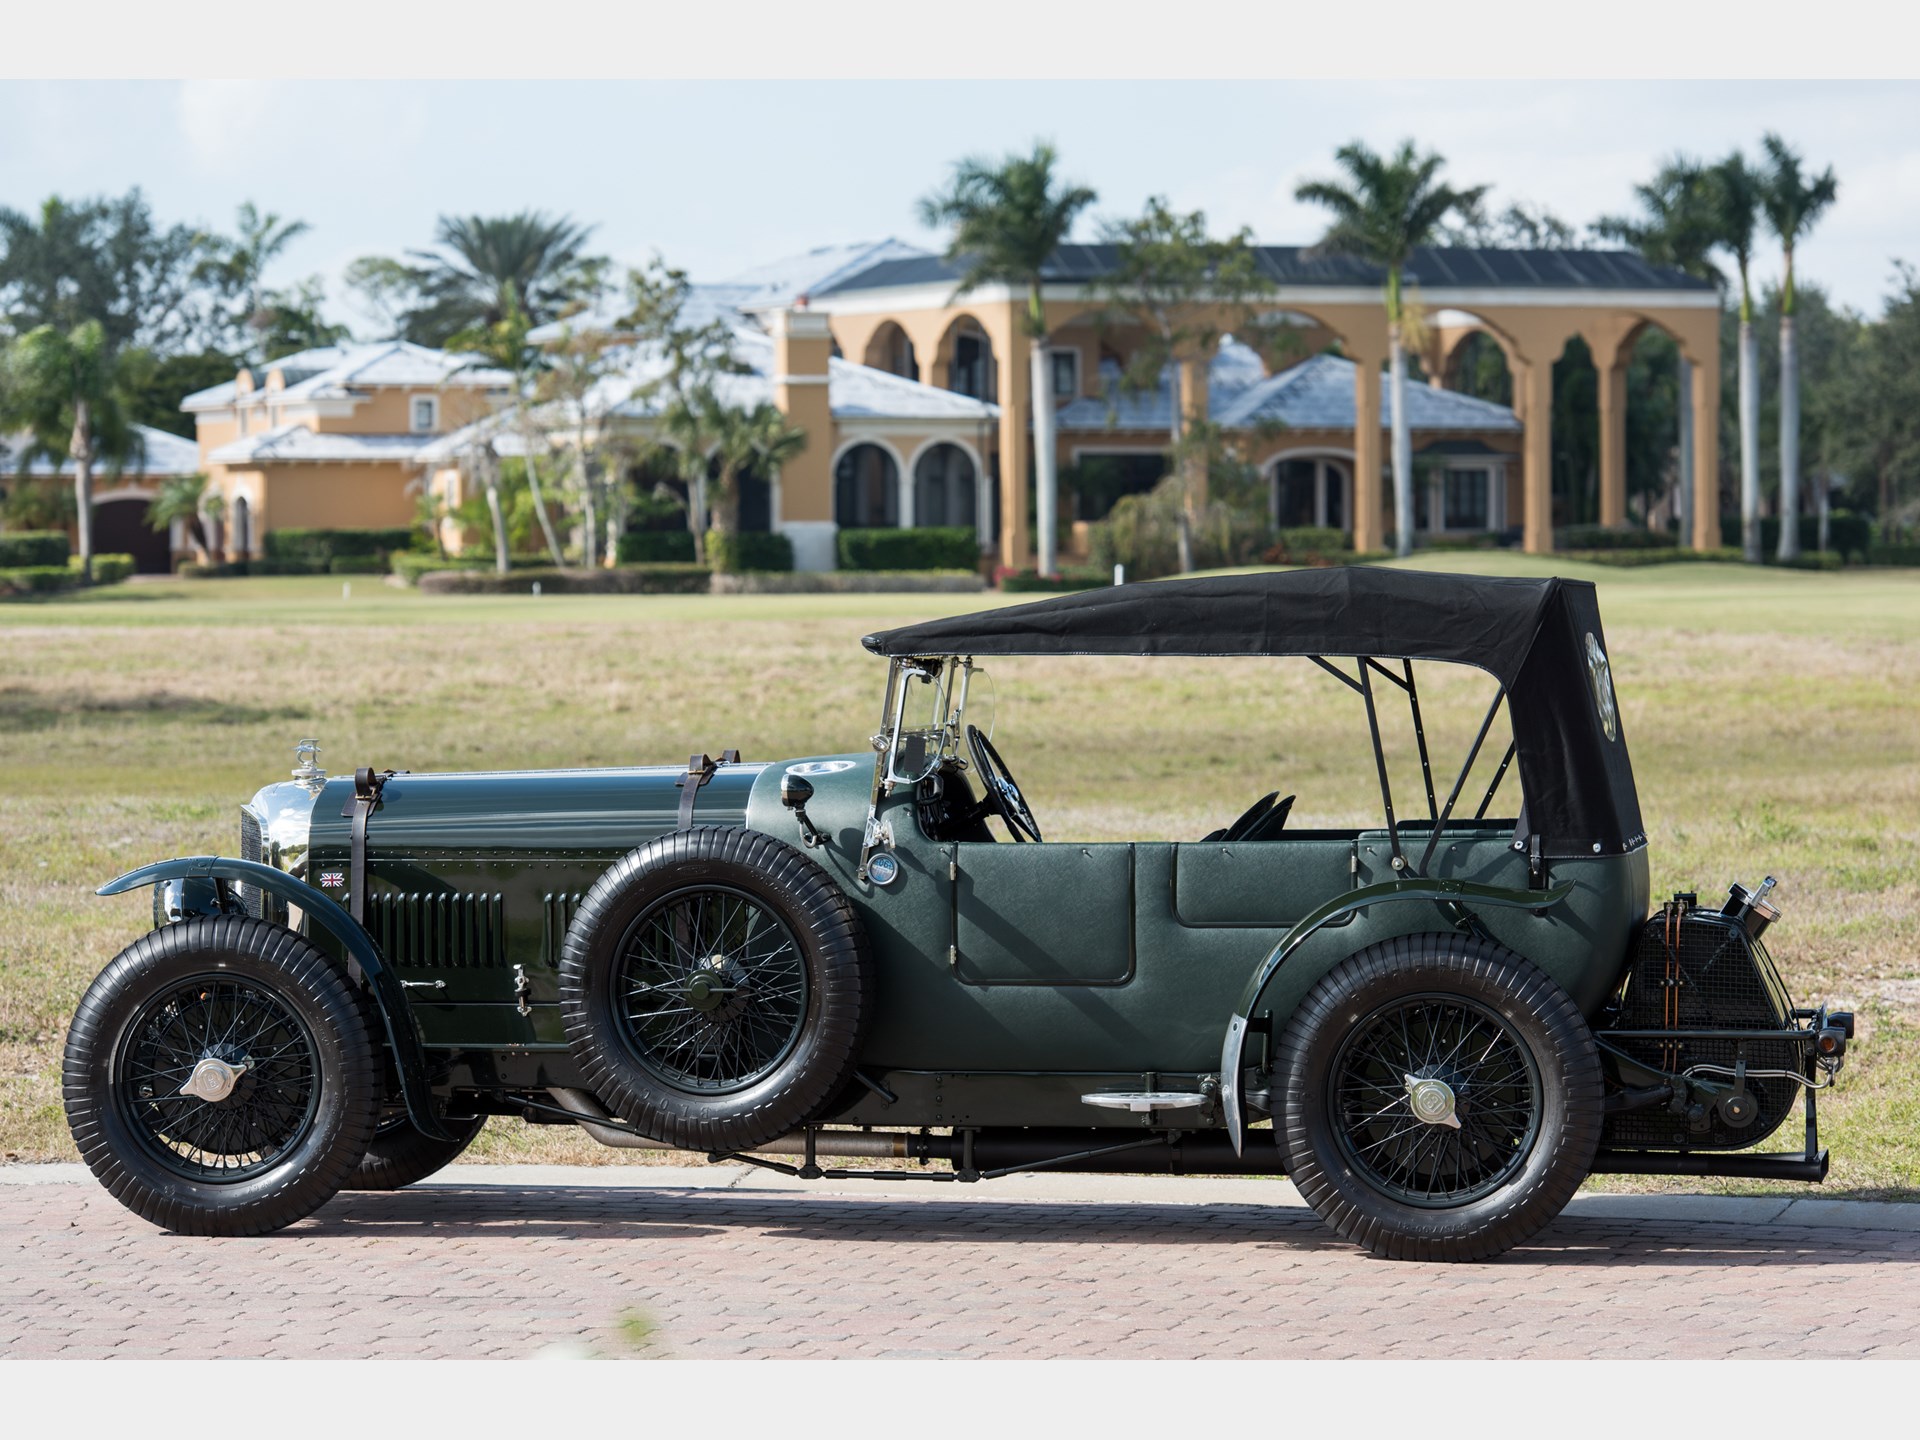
xmin=834 ymin=442 xmax=901 ymax=528
xmin=229 ymin=494 xmax=252 ymax=559
xmin=862 ymin=322 xmax=919 ymax=381
xmin=930 ymin=315 xmax=997 ymax=403
xmin=91 ymin=490 xmax=171 ymax=573
xmin=1443 ymin=331 xmax=1514 ymax=406
xmin=910 ymin=442 xmax=978 ymax=530
xmin=1267 ymin=450 xmax=1351 ymax=532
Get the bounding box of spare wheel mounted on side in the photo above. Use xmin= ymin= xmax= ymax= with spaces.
xmin=557 ymin=826 xmax=872 ymax=1153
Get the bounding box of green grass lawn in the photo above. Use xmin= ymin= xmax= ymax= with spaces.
xmin=3 ymin=556 xmax=1917 ymax=1196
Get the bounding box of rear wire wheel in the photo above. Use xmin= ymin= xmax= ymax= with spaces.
xmin=1276 ymin=934 xmax=1602 ymax=1262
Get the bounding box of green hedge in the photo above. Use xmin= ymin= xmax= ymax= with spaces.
xmin=0 ymin=565 xmax=81 ymax=596
xmin=1555 ymin=525 xmax=1677 ymax=551
xmin=248 ymin=558 xmax=325 ymax=576
xmin=1000 ymin=572 xmax=1109 ymax=593
xmin=1868 ymin=544 xmax=1920 ymax=567
xmin=177 ymin=561 xmax=245 ymax=579
xmin=76 ymin=554 xmax=135 ymax=584
xmin=1422 ymin=533 xmax=1504 ymax=552
xmin=1560 ymin=547 xmax=1745 ymax=567
xmin=707 ymin=531 xmax=793 ymax=573
xmin=265 ymin=527 xmax=414 ymax=562
xmin=1718 ymin=512 xmax=1874 ymax=561
xmin=390 ymin=553 xmax=490 ymax=586
xmin=328 ymin=555 xmax=388 ymax=575
xmin=838 ymin=526 xmax=980 ymax=572
xmin=615 ymin=530 xmax=697 ymax=564
xmin=0 ymin=531 xmax=70 ymax=567
xmin=416 ymin=564 xmax=711 ymax=596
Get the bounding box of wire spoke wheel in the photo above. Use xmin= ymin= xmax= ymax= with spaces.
xmin=1330 ymin=992 xmax=1542 ymax=1209
xmin=114 ymin=973 xmax=322 ymax=1184
xmin=613 ymin=884 xmax=810 ymax=1094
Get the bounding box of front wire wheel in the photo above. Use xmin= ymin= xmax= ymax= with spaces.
xmin=1276 ymin=934 xmax=1603 ymax=1262
xmin=63 ymin=915 xmax=382 ymax=1237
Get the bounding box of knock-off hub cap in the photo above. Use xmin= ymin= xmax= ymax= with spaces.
xmin=1403 ymin=1073 xmax=1462 ymax=1129
xmin=179 ymin=1055 xmax=251 ymax=1104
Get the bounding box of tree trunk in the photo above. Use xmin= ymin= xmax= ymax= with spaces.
xmin=688 ymin=473 xmax=709 ymax=566
xmin=1817 ymin=468 xmax=1830 ymax=553
xmin=1388 ymin=328 xmax=1412 ymax=558
xmin=1676 ymin=356 xmax=1694 ymax=543
xmin=481 ymin=452 xmax=510 ymax=574
xmin=70 ymin=398 xmax=95 ymax=582
xmin=1778 ymin=313 xmax=1801 ymax=561
xmin=1030 ymin=334 xmax=1059 ymax=577
xmin=575 ymin=418 xmax=598 ymax=570
xmin=1168 ymin=364 xmax=1194 ymax=575
xmin=519 ymin=415 xmax=566 ymax=566
xmin=1739 ymin=321 xmax=1761 ymax=562
xmin=711 ymin=465 xmax=740 ymax=535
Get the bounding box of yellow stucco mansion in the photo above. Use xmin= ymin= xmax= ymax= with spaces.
xmin=176 ymin=237 xmax=1721 ymax=572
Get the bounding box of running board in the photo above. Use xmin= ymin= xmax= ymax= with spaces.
xmin=1590 ymin=1148 xmax=1830 ymax=1182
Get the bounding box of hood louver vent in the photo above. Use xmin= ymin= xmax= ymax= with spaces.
xmin=366 ymin=892 xmax=506 ymax=969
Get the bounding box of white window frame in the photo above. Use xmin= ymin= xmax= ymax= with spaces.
xmin=410 ymin=394 xmax=440 ymax=433
xmin=1048 ymin=347 xmax=1081 ymax=401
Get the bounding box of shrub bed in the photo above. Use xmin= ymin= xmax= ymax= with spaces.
xmin=710 ymin=569 xmax=983 ymax=595
xmin=328 ymin=555 xmax=388 ymax=574
xmin=390 ymin=553 xmax=490 ymax=586
xmin=615 ymin=530 xmax=697 ymax=564
xmin=416 ymin=564 xmax=711 ymax=596
xmin=707 ymin=531 xmax=794 ymax=573
xmin=1867 ymin=544 xmax=1920 ymax=567
xmin=0 ymin=531 xmax=70 ymax=567
xmin=1000 ymin=572 xmax=1108 ymax=593
xmin=1555 ymin=525 xmax=1677 ymax=551
xmin=1559 ymin=547 xmax=1745 ymax=567
xmin=265 ymin=527 xmax=414 ymax=563
xmin=838 ymin=526 xmax=980 ymax=572
xmin=0 ymin=565 xmax=81 ymax=596
xmin=76 ymin=554 xmax=136 ymax=584
xmin=1721 ymin=512 xmax=1874 ymax=562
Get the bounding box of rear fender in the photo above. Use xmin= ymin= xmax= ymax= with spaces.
xmin=99 ymin=855 xmax=458 ymax=1142
xmin=1218 ymin=876 xmax=1575 ymax=1154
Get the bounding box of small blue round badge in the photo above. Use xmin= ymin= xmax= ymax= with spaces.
xmin=867 ymin=852 xmax=901 ymax=887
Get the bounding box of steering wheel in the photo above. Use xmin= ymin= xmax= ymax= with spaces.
xmin=966 ymin=724 xmax=1042 ymax=843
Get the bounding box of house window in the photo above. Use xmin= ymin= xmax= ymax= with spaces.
xmin=1444 ymin=468 xmax=1490 ymax=530
xmin=1049 ymin=348 xmax=1080 ymax=400
xmin=410 ymin=395 xmax=440 ymax=432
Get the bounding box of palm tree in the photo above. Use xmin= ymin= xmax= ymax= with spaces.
xmin=196 ymin=202 xmax=312 ymax=364
xmin=919 ymin=141 xmax=1096 ymax=576
xmin=1592 ymin=159 xmax=1721 ymax=547
xmin=144 ymin=471 xmax=224 ymax=565
xmin=1295 ymin=141 xmax=1486 ymax=557
xmin=1706 ymin=154 xmax=1766 ymax=562
xmin=1759 ymin=135 xmax=1839 ymax=561
xmin=667 ymin=388 xmax=808 ymax=542
xmin=351 ymin=211 xmax=601 ymax=346
xmin=0 ymin=321 xmax=141 ymax=580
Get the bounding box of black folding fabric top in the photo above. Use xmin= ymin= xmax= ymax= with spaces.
xmin=864 ymin=569 xmax=1645 ymax=856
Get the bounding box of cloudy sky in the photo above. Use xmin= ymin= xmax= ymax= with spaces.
xmin=2 ymin=79 xmax=1914 ymax=331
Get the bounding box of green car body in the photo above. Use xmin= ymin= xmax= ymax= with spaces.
xmin=81 ymin=570 xmax=1848 ymax=1258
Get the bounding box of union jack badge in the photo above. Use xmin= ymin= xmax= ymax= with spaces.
xmin=319 ymin=871 xmax=346 ymax=888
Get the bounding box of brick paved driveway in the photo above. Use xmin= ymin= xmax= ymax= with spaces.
xmin=4 ymin=1173 xmax=1918 ymax=1359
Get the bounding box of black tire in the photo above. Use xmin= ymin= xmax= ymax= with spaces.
xmin=1275 ymin=933 xmax=1603 ymax=1262
xmin=558 ymin=826 xmax=871 ymax=1153
xmin=344 ymin=1112 xmax=486 ymax=1191
xmin=63 ymin=915 xmax=382 ymax=1237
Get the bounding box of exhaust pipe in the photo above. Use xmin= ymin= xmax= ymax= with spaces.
xmin=545 ymin=1088 xmax=914 ymax=1159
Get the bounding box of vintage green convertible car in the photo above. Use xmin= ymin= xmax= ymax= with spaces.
xmin=66 ymin=569 xmax=1851 ymax=1260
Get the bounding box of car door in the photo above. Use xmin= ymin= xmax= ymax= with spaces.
xmin=948 ymin=841 xmax=1135 ymax=985
xmin=1166 ymin=835 xmax=1358 ymax=931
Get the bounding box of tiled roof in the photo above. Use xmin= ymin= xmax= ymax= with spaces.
xmin=207 ymin=425 xmax=438 ymax=465
xmin=1057 ymin=344 xmax=1519 ymax=435
xmin=0 ymin=424 xmax=201 ymax=477
xmin=815 ymin=243 xmax=1715 ymax=297
xmin=182 ymin=343 xmax=511 ymax=414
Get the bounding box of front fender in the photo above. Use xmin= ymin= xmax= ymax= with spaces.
xmin=99 ymin=855 xmax=458 ymax=1142
xmin=1218 ymin=876 xmax=1575 ymax=1155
